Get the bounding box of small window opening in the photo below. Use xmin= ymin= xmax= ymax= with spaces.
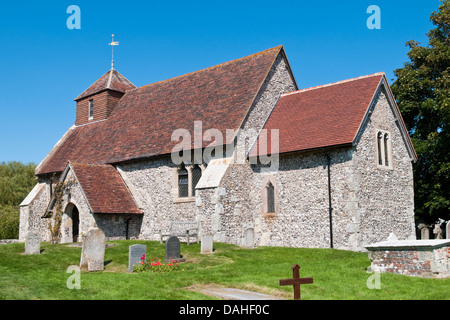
xmin=191 ymin=164 xmax=202 ymax=196
xmin=377 ymin=132 xmax=383 ymax=166
xmin=384 ymin=133 xmax=389 ymax=167
xmin=266 ymin=181 xmax=275 ymax=214
xmin=88 ymin=99 xmax=94 ymax=120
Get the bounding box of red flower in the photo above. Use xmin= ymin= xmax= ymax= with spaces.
xmin=141 ymin=254 xmax=145 ymax=261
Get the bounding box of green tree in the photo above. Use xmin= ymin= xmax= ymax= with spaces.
xmin=0 ymin=161 xmax=37 ymax=239
xmin=391 ymin=0 xmax=450 ymax=223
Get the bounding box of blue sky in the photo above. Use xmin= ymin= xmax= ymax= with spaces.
xmin=0 ymin=0 xmax=442 ymax=164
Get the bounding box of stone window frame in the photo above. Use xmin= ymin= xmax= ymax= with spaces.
xmin=261 ymin=175 xmax=278 ymax=218
xmin=376 ymin=129 xmax=393 ymax=170
xmin=173 ymin=163 xmax=205 ymax=203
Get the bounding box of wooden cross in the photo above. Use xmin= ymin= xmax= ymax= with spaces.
xmin=279 ymin=264 xmax=313 ymax=300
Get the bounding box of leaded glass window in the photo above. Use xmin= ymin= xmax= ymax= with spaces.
xmin=178 ymin=164 xmax=189 ymax=198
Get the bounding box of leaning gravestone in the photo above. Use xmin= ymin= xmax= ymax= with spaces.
xmin=128 ymin=244 xmax=147 ymax=272
xmin=165 ymin=236 xmax=185 ymax=262
xmin=80 ymin=228 xmax=106 ymax=271
xmin=25 ymin=231 xmax=40 ymax=255
xmin=201 ymin=234 xmax=213 ymax=254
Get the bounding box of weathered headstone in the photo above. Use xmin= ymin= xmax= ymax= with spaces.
xmin=165 ymin=236 xmax=185 ymax=262
xmin=446 ymin=221 xmax=450 ymax=239
xmin=201 ymin=234 xmax=213 ymax=254
xmin=433 ymin=223 xmax=444 ymax=239
xmin=128 ymin=244 xmax=147 ymax=272
xmin=25 ymin=231 xmax=40 ymax=255
xmin=80 ymin=228 xmax=106 ymax=271
xmin=244 ymin=228 xmax=255 ymax=248
xmin=421 ymin=226 xmax=430 ymax=240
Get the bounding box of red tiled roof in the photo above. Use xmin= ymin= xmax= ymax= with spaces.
xmin=75 ymin=69 xmax=136 ymax=101
xmin=70 ymin=162 xmax=142 ymax=214
xmin=249 ymin=73 xmax=384 ymax=157
xmin=36 ymin=46 xmax=284 ymax=175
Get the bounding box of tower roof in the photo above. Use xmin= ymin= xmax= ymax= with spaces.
xmin=74 ymin=69 xmax=136 ymax=101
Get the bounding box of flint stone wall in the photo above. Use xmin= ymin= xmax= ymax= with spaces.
xmin=352 ymin=88 xmax=416 ymax=247
xmin=117 ymin=158 xmax=197 ymax=241
xmin=19 ymin=181 xmax=52 ymax=241
xmin=197 ymin=88 xmax=415 ymax=251
xmin=20 ymin=168 xmax=142 ymax=243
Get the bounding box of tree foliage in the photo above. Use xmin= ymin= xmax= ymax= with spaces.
xmin=391 ymin=0 xmax=450 ymax=223
xmin=0 ymin=162 xmax=37 ymax=239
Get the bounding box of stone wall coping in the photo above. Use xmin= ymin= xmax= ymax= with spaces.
xmin=20 ymin=182 xmax=46 ymax=207
xmin=365 ymin=239 xmax=450 ymax=251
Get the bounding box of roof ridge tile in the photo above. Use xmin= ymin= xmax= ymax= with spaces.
xmin=282 ymin=72 xmax=385 ymax=97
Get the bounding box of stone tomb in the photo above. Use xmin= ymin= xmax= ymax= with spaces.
xmin=128 ymin=244 xmax=146 ymax=272
xmin=25 ymin=231 xmax=40 ymax=255
xmin=366 ymin=239 xmax=450 ymax=278
xmin=201 ymin=234 xmax=213 ymax=254
xmin=165 ymin=236 xmax=185 ymax=262
xmin=80 ymin=228 xmax=106 ymax=271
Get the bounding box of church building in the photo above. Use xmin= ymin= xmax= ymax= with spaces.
xmin=19 ymin=45 xmax=417 ymax=251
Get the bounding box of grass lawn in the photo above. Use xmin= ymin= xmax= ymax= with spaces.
xmin=0 ymin=240 xmax=448 ymax=300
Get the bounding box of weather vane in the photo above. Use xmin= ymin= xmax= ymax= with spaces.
xmin=109 ymin=34 xmax=119 ymax=69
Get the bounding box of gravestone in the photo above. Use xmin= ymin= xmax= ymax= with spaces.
xmin=421 ymin=226 xmax=430 ymax=240
xmin=445 ymin=220 xmax=450 ymax=239
xmin=128 ymin=244 xmax=147 ymax=272
xmin=164 ymin=236 xmax=185 ymax=262
xmin=24 ymin=231 xmax=40 ymax=255
xmin=201 ymin=234 xmax=213 ymax=254
xmin=244 ymin=228 xmax=255 ymax=248
xmin=80 ymin=228 xmax=106 ymax=271
xmin=434 ymin=223 xmax=444 ymax=239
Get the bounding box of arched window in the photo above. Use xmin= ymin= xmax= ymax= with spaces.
xmin=377 ymin=131 xmax=383 ymax=166
xmin=384 ymin=133 xmax=390 ymax=167
xmin=175 ymin=163 xmax=204 ymax=201
xmin=376 ymin=130 xmax=392 ymax=169
xmin=261 ymin=175 xmax=277 ymax=217
xmin=178 ymin=164 xmax=189 ymax=198
xmin=266 ymin=181 xmax=275 ymax=214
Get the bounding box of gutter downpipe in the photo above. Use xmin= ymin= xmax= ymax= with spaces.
xmin=323 ymin=148 xmax=333 ymax=249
